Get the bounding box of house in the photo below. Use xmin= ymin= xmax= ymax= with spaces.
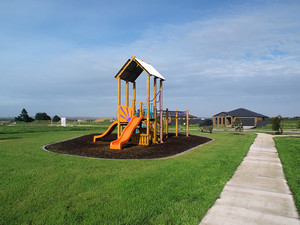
xmin=213 ymin=108 xmax=269 ymax=127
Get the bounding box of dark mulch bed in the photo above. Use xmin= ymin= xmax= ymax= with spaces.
xmin=44 ymin=133 xmax=212 ymax=159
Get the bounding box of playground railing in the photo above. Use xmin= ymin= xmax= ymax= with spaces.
xmin=135 ymin=101 xmax=155 ymax=119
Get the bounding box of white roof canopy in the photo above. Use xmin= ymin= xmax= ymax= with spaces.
xmin=135 ymin=58 xmax=165 ymax=81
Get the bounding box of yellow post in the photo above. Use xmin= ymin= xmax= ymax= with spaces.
xmin=132 ymin=82 xmax=136 ymax=116
xmin=160 ymin=79 xmax=163 ymax=142
xmin=186 ymin=109 xmax=189 ymax=137
xmin=126 ymin=80 xmax=129 ymax=107
xmin=117 ymin=77 xmax=121 ymax=138
xmin=166 ymin=108 xmax=169 ymax=139
xmin=153 ymin=77 xmax=157 ymax=143
xmin=176 ymin=110 xmax=178 ymax=137
xmin=140 ymin=102 xmax=142 ymax=117
xmin=147 ymin=74 xmax=150 ymax=139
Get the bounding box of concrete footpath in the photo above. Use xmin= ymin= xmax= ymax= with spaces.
xmin=200 ymin=133 xmax=300 ymax=225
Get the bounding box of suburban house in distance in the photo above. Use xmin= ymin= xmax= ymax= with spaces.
xmin=213 ymin=108 xmax=269 ymax=127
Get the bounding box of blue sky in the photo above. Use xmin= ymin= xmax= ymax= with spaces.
xmin=1 ymin=0 xmax=300 ymax=118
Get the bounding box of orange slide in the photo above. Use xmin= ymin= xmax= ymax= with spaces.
xmin=93 ymin=121 xmax=118 ymax=142
xmin=110 ymin=115 xmax=144 ymax=150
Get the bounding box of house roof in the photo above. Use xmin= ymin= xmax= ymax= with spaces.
xmin=214 ymin=112 xmax=229 ymax=117
xmin=213 ymin=108 xmax=268 ymax=118
xmin=115 ymin=56 xmax=165 ymax=83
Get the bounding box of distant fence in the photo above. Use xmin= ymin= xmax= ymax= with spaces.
xmin=169 ymin=118 xmax=212 ymax=126
xmin=168 ymin=118 xmax=270 ymax=127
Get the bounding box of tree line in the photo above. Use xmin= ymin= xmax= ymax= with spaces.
xmin=15 ymin=108 xmax=61 ymax=122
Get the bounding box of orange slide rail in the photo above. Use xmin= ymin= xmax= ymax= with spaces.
xmin=93 ymin=121 xmax=118 ymax=142
xmin=110 ymin=115 xmax=144 ymax=150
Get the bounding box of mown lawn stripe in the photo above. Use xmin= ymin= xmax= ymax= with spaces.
xmin=0 ymin=129 xmax=256 ymax=224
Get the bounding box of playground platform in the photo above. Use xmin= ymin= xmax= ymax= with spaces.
xmin=200 ymin=133 xmax=300 ymax=225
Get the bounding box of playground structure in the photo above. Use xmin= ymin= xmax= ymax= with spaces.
xmin=93 ymin=121 xmax=117 ymax=142
xmin=93 ymin=56 xmax=190 ymax=150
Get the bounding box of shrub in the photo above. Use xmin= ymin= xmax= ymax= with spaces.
xmin=233 ymin=118 xmax=243 ymax=133
xmin=271 ymin=116 xmax=283 ymax=134
xmin=52 ymin=115 xmax=61 ymax=122
xmin=35 ymin=112 xmax=51 ymax=121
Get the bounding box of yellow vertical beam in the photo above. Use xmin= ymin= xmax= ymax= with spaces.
xmin=166 ymin=108 xmax=169 ymax=139
xmin=176 ymin=109 xmax=178 ymax=137
xmin=147 ymin=74 xmax=150 ymax=139
xmin=117 ymin=77 xmax=121 ymax=138
xmin=132 ymin=82 xmax=136 ymax=116
xmin=153 ymin=77 xmax=157 ymax=143
xmin=126 ymin=81 xmax=129 ymax=107
xmin=186 ymin=109 xmax=189 ymax=137
xmin=160 ymin=79 xmax=163 ymax=142
xmin=140 ymin=102 xmax=142 ymax=117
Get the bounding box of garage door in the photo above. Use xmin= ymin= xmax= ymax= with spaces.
xmin=239 ymin=118 xmax=255 ymax=126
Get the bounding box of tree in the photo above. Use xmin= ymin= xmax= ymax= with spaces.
xmin=15 ymin=108 xmax=34 ymax=122
xmin=52 ymin=115 xmax=61 ymax=122
xmin=35 ymin=112 xmax=51 ymax=120
xmin=271 ymin=116 xmax=283 ymax=134
xmin=233 ymin=118 xmax=243 ymax=133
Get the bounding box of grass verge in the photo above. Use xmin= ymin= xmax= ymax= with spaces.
xmin=0 ymin=127 xmax=256 ymax=224
xmin=274 ymin=136 xmax=300 ymax=213
xmin=0 ymin=123 xmax=109 ymax=134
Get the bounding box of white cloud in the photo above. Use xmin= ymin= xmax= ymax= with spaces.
xmin=1 ymin=1 xmax=300 ymax=117
xmin=123 ymin=2 xmax=300 ymax=116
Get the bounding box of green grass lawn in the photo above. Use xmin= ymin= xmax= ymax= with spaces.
xmin=255 ymin=118 xmax=300 ymax=132
xmin=0 ymin=121 xmax=111 ymax=134
xmin=274 ymin=136 xmax=300 ymax=213
xmin=0 ymin=125 xmax=256 ymax=224
xmin=210 ymin=126 xmax=231 ymax=131
xmin=281 ymin=119 xmax=300 ymax=130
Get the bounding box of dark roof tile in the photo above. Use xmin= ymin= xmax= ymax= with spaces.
xmin=228 ymin=108 xmax=268 ymax=117
xmin=213 ymin=108 xmax=268 ymax=118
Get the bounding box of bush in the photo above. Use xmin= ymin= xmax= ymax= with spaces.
xmin=271 ymin=116 xmax=283 ymax=134
xmin=233 ymin=118 xmax=243 ymax=133
xmin=52 ymin=115 xmax=61 ymax=122
xmin=35 ymin=112 xmax=51 ymax=121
